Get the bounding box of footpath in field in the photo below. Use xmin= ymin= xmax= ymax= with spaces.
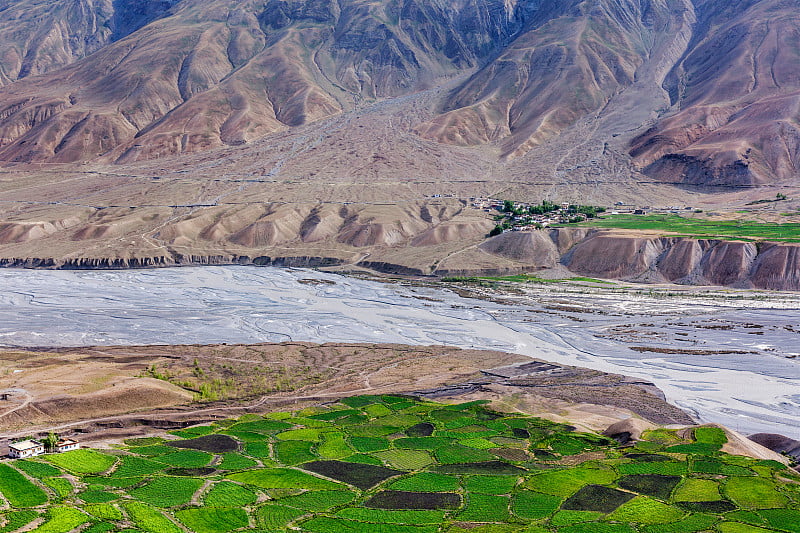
xmin=0 ymin=395 xmax=798 ymax=532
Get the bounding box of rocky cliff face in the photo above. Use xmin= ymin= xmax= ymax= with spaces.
xmin=560 ymin=232 xmax=800 ymax=290
xmin=629 ymin=0 xmax=800 ymax=186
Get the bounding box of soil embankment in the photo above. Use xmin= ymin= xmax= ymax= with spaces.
xmin=468 ymin=229 xmax=800 ymax=291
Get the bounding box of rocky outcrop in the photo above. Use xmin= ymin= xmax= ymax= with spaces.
xmin=0 ymin=254 xmax=347 ymax=270
xmin=748 ymin=433 xmax=800 ymax=462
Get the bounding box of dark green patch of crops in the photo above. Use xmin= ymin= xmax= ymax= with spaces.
xmin=512 ymin=427 xmax=531 ymax=439
xmin=405 ymin=422 xmax=435 ymax=437
xmin=301 ymin=460 xmax=405 ymax=489
xmin=677 ymin=500 xmax=737 ymax=513
xmin=561 ymin=485 xmax=636 ymax=512
xmin=165 ymin=467 xmax=216 ymax=476
xmin=433 ymin=461 xmax=527 ymax=475
xmin=365 ymin=490 xmax=462 ymax=510
xmin=617 ymin=475 xmax=681 ymax=500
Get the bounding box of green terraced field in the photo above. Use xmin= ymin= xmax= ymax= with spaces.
xmin=0 ymin=397 xmax=798 ymax=532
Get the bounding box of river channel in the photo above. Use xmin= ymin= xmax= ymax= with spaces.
xmin=1 ymin=266 xmax=798 ymax=439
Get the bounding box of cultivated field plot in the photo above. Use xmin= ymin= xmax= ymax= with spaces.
xmin=0 ymin=396 xmax=798 ymax=532
xmin=582 ymin=214 xmax=800 ymax=242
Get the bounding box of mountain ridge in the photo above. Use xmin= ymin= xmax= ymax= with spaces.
xmin=0 ymin=0 xmax=797 ymax=187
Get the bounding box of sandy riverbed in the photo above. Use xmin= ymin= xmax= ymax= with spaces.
xmin=0 ymin=266 xmax=798 ymax=438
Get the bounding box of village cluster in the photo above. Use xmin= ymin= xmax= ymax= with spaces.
xmin=469 ymin=198 xmax=607 ymax=235
xmin=465 ymin=197 xmax=698 ymax=235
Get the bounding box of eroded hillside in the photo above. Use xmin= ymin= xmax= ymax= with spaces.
xmin=0 ymin=0 xmax=796 ymax=188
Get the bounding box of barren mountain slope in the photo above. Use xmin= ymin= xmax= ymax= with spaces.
xmin=631 ymin=0 xmax=800 ymax=186
xmin=0 ymin=0 xmax=798 ymax=187
xmin=0 ymin=0 xmax=177 ymax=85
xmin=0 ymin=0 xmax=531 ymax=164
xmin=418 ymin=0 xmax=696 ymax=158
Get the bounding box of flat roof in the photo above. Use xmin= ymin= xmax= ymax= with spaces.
xmin=10 ymin=440 xmax=42 ymax=451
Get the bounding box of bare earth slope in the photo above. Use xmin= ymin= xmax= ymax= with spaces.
xmin=0 ymin=0 xmax=529 ymax=164
xmin=0 ymin=0 xmax=797 ymax=189
xmin=630 ymin=0 xmax=800 ymax=186
xmin=0 ymin=0 xmax=176 ymax=86
xmin=1 ymin=0 xmax=800 ymax=277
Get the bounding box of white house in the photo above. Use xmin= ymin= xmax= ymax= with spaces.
xmin=55 ymin=439 xmax=80 ymax=453
xmin=8 ymin=440 xmax=44 ymax=459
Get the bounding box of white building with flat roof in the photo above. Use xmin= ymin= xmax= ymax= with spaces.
xmin=8 ymin=440 xmax=44 ymax=459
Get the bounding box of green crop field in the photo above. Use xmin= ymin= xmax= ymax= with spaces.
xmin=44 ymin=449 xmax=116 ymax=474
xmin=578 ymin=213 xmax=800 ymax=242
xmin=28 ymin=507 xmax=90 ymax=533
xmin=174 ymin=507 xmax=248 ymax=533
xmin=12 ymin=460 xmax=62 ymax=478
xmin=0 ymin=395 xmax=798 ymax=532
xmin=0 ymin=464 xmax=49 ymax=507
xmin=128 ymin=477 xmax=205 ymax=508
xmin=202 ymin=481 xmax=258 ymax=507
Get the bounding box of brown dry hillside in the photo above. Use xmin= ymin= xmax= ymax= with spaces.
xmin=0 ymin=0 xmax=797 ymax=189
xmin=630 ymin=0 xmax=800 ymax=187
xmin=0 ymin=0 xmax=527 ymax=164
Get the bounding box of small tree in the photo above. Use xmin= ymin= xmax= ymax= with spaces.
xmin=42 ymin=432 xmax=59 ymax=453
